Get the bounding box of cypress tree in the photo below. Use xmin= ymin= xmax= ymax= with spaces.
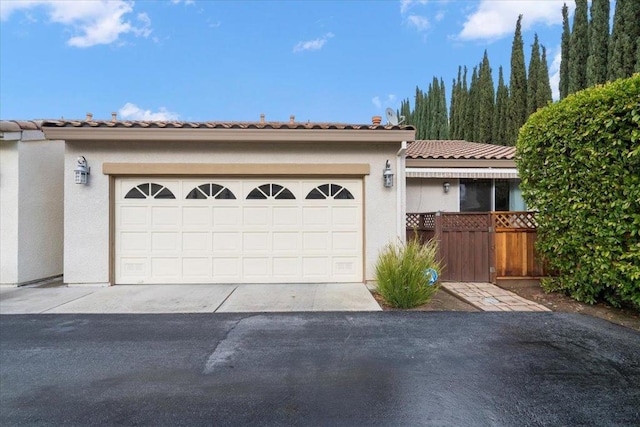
xmin=494 ymin=66 xmax=510 ymax=146
xmin=478 ymin=50 xmax=495 ymax=144
xmin=459 ymin=66 xmax=468 ymax=140
xmin=537 ymin=45 xmax=553 ymax=109
xmin=608 ymin=0 xmax=640 ymax=80
xmin=560 ymin=3 xmax=571 ymax=99
xmin=438 ymin=78 xmax=449 ymax=139
xmin=568 ymin=0 xmax=589 ymax=94
xmin=464 ymin=67 xmax=478 ymax=142
xmin=527 ymin=34 xmax=541 ymax=115
xmin=586 ymin=0 xmax=609 ymax=86
xmin=508 ymin=15 xmax=527 ymax=146
xmin=450 ymin=66 xmax=462 ymax=139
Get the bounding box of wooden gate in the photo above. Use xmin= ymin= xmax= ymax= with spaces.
xmin=407 ymin=212 xmax=491 ymax=282
xmin=407 ymin=211 xmax=545 ymax=283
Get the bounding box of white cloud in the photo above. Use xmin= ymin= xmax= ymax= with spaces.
xmin=435 ymin=11 xmax=445 ymax=22
xmin=119 ymin=103 xmax=180 ymax=121
xmin=0 ymin=0 xmax=152 ymax=47
xmin=372 ymin=94 xmax=397 ymax=109
xmin=549 ymin=46 xmax=562 ymax=101
xmin=406 ymin=14 xmax=430 ymax=32
xmin=170 ymin=0 xmax=194 ymax=4
xmin=400 ymin=0 xmax=429 ymax=15
xmin=293 ymin=32 xmax=334 ymax=53
xmin=457 ymin=1 xmax=572 ymax=41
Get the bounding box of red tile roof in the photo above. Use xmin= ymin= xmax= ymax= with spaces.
xmin=41 ymin=119 xmax=414 ymax=131
xmin=0 ymin=120 xmax=42 ymax=131
xmin=407 ymin=140 xmax=515 ymax=160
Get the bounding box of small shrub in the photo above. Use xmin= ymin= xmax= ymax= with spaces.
xmin=375 ymin=237 xmax=441 ymax=308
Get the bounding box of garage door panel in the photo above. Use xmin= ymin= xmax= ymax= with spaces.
xmin=273 ymin=232 xmax=299 ymax=251
xmin=213 ymin=258 xmax=240 ymax=278
xmin=272 ymin=207 xmax=299 ymax=226
xmin=332 ymin=232 xmax=359 ymax=251
xmin=273 ymin=257 xmax=299 ymax=277
xmin=182 ymin=258 xmax=210 ymax=278
xmin=303 ymin=207 xmax=330 ymax=226
xmin=333 ymin=258 xmax=358 ymax=276
xmin=116 ymin=178 xmax=362 ymax=284
xmin=151 ymin=232 xmax=180 ymax=252
xmin=243 ymin=258 xmax=270 ymax=277
xmin=119 ymin=206 xmax=148 ymax=226
xmin=182 ymin=232 xmax=210 ymax=252
xmin=213 ymin=207 xmax=241 ymax=226
xmin=183 ymin=207 xmax=210 ymax=227
xmin=303 ymin=257 xmax=329 ymax=277
xmin=151 ymin=206 xmax=180 ymax=226
xmin=303 ymin=232 xmax=329 ymax=251
xmin=120 ymin=232 xmax=148 ymax=252
xmin=332 ymin=207 xmax=359 ymax=226
xmin=212 ymin=232 xmax=241 ymax=252
xmin=120 ymin=258 xmax=147 ymax=279
xmin=151 ymin=258 xmax=180 ymax=278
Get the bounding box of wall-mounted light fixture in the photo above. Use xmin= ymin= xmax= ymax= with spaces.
xmin=383 ymin=160 xmax=394 ymax=188
xmin=74 ymin=156 xmax=90 ymax=184
xmin=443 ymin=181 xmax=451 ymax=193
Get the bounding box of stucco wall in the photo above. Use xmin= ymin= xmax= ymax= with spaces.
xmin=406 ymin=178 xmax=459 ymax=213
xmin=65 ymin=140 xmax=402 ymax=285
xmin=0 ymin=142 xmax=19 ymax=284
xmin=17 ymin=139 xmax=64 ymax=283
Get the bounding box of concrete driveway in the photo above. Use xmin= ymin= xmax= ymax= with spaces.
xmin=0 ymin=283 xmax=381 ymax=314
xmin=1 ymin=312 xmax=638 ymax=426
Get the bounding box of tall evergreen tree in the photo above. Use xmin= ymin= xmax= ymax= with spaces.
xmin=464 ymin=67 xmax=478 ymax=142
xmin=608 ymin=0 xmax=640 ymax=80
xmin=449 ymin=67 xmax=461 ymax=139
xmin=569 ymin=0 xmax=589 ymax=94
xmin=477 ymin=50 xmax=495 ymax=144
xmin=494 ymin=66 xmax=510 ymax=146
xmin=587 ymin=0 xmax=610 ymax=86
xmin=537 ymin=45 xmax=553 ymax=109
xmin=438 ymin=78 xmax=450 ymax=139
xmin=527 ymin=34 xmax=541 ymax=115
xmin=560 ymin=3 xmax=571 ymax=99
xmin=508 ymin=15 xmax=527 ymax=146
xmin=459 ymin=67 xmax=468 ymax=140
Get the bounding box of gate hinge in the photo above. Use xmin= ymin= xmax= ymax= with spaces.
xmin=488 ymin=227 xmax=494 ymax=233
xmin=489 ymin=267 xmax=496 ymax=273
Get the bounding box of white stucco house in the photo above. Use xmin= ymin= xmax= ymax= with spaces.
xmin=405 ymin=140 xmax=525 ymax=213
xmin=0 ymin=121 xmax=64 ymax=285
xmin=41 ymin=118 xmax=414 ymax=286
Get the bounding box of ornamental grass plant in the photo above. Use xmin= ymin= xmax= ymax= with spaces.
xmin=375 ymin=237 xmax=441 ymax=309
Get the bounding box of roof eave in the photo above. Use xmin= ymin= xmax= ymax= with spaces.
xmin=41 ymin=126 xmax=416 ymax=143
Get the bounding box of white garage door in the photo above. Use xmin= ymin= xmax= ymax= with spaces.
xmin=115 ymin=178 xmax=363 ymax=284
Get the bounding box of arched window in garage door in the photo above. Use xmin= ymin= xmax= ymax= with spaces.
xmin=186 ymin=183 xmax=236 ymax=200
xmin=305 ymin=184 xmax=354 ymax=200
xmin=246 ymin=183 xmax=296 ymax=199
xmin=124 ymin=183 xmax=175 ymax=199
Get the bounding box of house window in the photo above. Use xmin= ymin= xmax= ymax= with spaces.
xmin=305 ymin=184 xmax=354 ymax=200
xmin=186 ymin=183 xmax=236 ymax=199
xmin=460 ymin=179 xmax=527 ymax=212
xmin=460 ymin=179 xmax=491 ymax=212
xmin=246 ymin=184 xmax=296 ymax=199
xmin=125 ymin=183 xmax=175 ymax=199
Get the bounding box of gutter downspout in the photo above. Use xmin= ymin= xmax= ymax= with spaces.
xmin=397 ymin=141 xmax=407 ymax=241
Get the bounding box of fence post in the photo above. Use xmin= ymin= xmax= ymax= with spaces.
xmin=489 ymin=213 xmax=497 ymax=283
xmin=434 ymin=211 xmax=444 ymax=276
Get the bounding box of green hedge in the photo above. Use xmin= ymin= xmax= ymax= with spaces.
xmin=516 ymin=74 xmax=640 ymax=308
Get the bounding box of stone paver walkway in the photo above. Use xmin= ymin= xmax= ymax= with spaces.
xmin=442 ymin=282 xmax=551 ymax=312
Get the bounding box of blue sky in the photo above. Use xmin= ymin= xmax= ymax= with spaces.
xmin=1 ymin=0 xmax=580 ymax=123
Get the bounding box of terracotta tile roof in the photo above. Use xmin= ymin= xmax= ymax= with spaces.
xmin=407 ymin=140 xmax=515 ymax=160
xmin=0 ymin=120 xmax=42 ymax=132
xmin=41 ymin=119 xmax=414 ymax=131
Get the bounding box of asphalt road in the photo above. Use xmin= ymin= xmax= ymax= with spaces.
xmin=1 ymin=312 xmax=639 ymax=426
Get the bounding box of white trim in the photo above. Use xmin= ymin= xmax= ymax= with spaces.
xmin=406 ymin=167 xmax=519 ymax=179
xmin=397 ymin=141 xmax=407 ymax=241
